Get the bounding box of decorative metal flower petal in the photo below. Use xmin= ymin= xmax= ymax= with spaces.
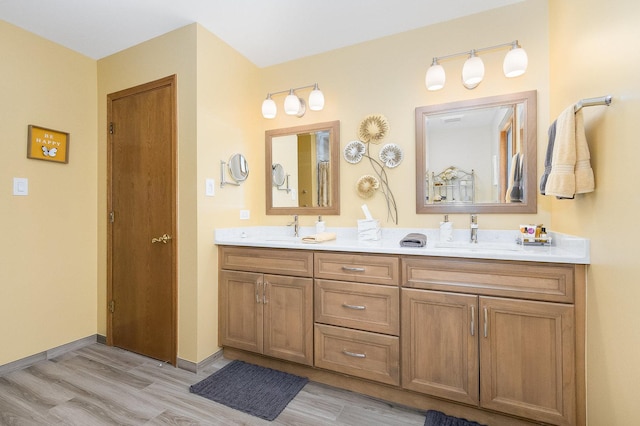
xmin=344 ymin=140 xmax=366 ymax=164
xmin=356 ymin=175 xmax=380 ymax=199
xmin=358 ymin=114 xmax=389 ymax=144
xmin=379 ymin=143 xmax=403 ymax=168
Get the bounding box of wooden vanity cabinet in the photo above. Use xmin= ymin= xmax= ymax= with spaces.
xmin=313 ymin=252 xmax=401 ymax=385
xmin=402 ymin=256 xmax=583 ymax=426
xmin=219 ymin=247 xmax=314 ymax=366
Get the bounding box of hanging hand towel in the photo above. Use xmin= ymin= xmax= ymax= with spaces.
xmin=573 ymin=110 xmax=595 ymax=194
xmin=544 ymin=106 xmax=595 ymax=198
xmin=539 ymin=120 xmax=557 ymax=195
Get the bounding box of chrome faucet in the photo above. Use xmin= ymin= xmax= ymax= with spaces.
xmin=288 ymin=215 xmax=299 ymax=237
xmin=470 ymin=214 xmax=478 ymax=243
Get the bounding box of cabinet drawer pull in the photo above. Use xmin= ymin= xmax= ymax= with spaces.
xmin=263 ymin=281 xmax=268 ymax=304
xmin=256 ymin=279 xmax=262 ymax=304
xmin=342 ymin=303 xmax=366 ymax=310
xmin=342 ymin=350 xmax=366 ymax=358
xmin=470 ymin=305 xmax=475 ymax=336
xmin=483 ymin=307 xmax=488 ymax=338
xmin=341 ymin=266 xmax=365 ymax=272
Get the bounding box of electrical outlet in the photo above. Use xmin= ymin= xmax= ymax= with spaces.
xmin=240 ymin=210 xmax=250 ymax=220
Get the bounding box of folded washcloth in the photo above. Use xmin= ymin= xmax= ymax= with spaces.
xmin=302 ymin=232 xmax=337 ymax=244
xmin=400 ymin=233 xmax=427 ymax=248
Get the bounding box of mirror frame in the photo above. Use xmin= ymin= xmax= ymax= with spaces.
xmin=266 ymin=120 xmax=340 ymax=215
xmin=416 ymin=90 xmax=537 ymax=214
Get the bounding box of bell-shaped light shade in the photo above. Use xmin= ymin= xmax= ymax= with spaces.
xmin=284 ymin=90 xmax=301 ymax=115
xmin=503 ymin=46 xmax=528 ymax=78
xmin=462 ymin=54 xmax=485 ymax=88
xmin=425 ymin=63 xmax=446 ymax=91
xmin=261 ymin=95 xmax=277 ymax=119
xmin=308 ymin=84 xmax=325 ymax=111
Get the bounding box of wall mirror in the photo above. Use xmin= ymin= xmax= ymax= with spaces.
xmin=266 ymin=120 xmax=340 ymax=215
xmin=416 ymin=90 xmax=537 ymax=214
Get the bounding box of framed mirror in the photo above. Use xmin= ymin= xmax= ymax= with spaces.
xmin=266 ymin=120 xmax=340 ymax=215
xmin=416 ymin=90 xmax=537 ymax=214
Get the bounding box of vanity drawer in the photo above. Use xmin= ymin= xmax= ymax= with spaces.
xmin=314 ymin=252 xmax=399 ymax=286
xmin=315 ymin=279 xmax=399 ymax=335
xmin=402 ymin=256 xmax=575 ymax=303
xmin=314 ymin=324 xmax=399 ymax=386
xmin=219 ymin=246 xmax=313 ymax=277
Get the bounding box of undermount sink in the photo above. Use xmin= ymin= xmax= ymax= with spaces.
xmin=433 ymin=241 xmax=521 ymax=252
xmin=262 ymin=236 xmax=302 ymax=243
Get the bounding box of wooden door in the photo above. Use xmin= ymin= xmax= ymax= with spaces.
xmin=219 ymin=270 xmax=263 ymax=353
xmin=401 ymin=289 xmax=479 ymax=405
xmin=263 ymin=274 xmax=313 ymax=365
xmin=107 ymin=76 xmax=177 ymax=365
xmin=479 ymin=297 xmax=575 ymax=426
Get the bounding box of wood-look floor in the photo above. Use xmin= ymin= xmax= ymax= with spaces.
xmin=0 ymin=343 xmax=427 ymax=425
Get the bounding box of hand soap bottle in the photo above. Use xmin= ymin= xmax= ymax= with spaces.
xmin=316 ymin=216 xmax=325 ymax=234
xmin=439 ymin=215 xmax=453 ymax=242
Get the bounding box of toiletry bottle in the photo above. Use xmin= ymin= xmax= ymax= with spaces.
xmin=439 ymin=215 xmax=453 ymax=242
xmin=316 ymin=216 xmax=325 ymax=234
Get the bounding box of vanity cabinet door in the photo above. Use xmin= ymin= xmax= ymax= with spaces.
xmin=401 ymin=288 xmax=479 ymax=405
xmin=219 ymin=270 xmax=263 ymax=353
xmin=263 ymin=274 xmax=313 ymax=366
xmin=480 ymin=297 xmax=575 ymax=426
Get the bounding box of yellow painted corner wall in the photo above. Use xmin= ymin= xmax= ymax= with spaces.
xmin=97 ymin=24 xmax=200 ymax=361
xmin=258 ymin=0 xmax=551 ymax=231
xmin=0 ymin=20 xmax=98 ymax=365
xmin=195 ymin=25 xmax=262 ymax=361
xmin=549 ymin=0 xmax=640 ymax=422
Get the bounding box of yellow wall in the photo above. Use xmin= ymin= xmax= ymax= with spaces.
xmin=549 ymin=0 xmax=640 ymax=423
xmin=258 ymin=0 xmax=551 ymax=231
xmin=0 ymin=20 xmax=98 ymax=365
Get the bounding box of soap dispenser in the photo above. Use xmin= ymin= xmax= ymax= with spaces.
xmin=316 ymin=216 xmax=325 ymax=234
xmin=439 ymin=215 xmax=453 ymax=242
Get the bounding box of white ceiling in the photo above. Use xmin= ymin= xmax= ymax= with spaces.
xmin=0 ymin=0 xmax=523 ymax=67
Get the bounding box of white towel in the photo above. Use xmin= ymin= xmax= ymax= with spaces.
xmin=544 ymin=106 xmax=594 ymax=198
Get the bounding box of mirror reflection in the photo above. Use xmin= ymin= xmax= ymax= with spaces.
xmin=266 ymin=121 xmax=340 ymax=215
xmin=228 ymin=153 xmax=249 ymax=182
xmin=416 ymin=91 xmax=537 ymax=213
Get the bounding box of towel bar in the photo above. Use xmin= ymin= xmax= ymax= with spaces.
xmin=574 ymin=95 xmax=612 ymax=113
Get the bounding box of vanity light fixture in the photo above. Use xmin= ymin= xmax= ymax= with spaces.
xmin=261 ymin=83 xmax=325 ymax=118
xmin=425 ymin=40 xmax=528 ymax=91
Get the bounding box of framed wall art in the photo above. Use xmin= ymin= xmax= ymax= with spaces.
xmin=27 ymin=125 xmax=70 ymax=163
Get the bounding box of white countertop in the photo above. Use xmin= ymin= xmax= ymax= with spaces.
xmin=214 ymin=226 xmax=590 ymax=264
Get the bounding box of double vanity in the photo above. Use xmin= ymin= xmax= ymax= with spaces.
xmin=216 ymin=227 xmax=588 ymax=426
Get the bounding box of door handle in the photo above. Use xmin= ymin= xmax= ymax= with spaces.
xmin=152 ymin=234 xmax=172 ymax=244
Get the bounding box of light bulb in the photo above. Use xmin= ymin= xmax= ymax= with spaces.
xmin=503 ymin=46 xmax=528 ymax=77
xmin=308 ymin=84 xmax=325 ymax=111
xmin=462 ymin=52 xmax=484 ymax=88
xmin=284 ymin=90 xmax=301 ymax=115
xmin=425 ymin=61 xmax=445 ymax=91
xmin=261 ymin=95 xmax=276 ymax=119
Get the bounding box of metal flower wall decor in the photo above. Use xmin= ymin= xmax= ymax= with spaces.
xmin=344 ymin=114 xmax=401 ymax=224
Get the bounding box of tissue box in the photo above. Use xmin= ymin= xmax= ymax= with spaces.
xmin=357 ymin=219 xmax=381 ymax=241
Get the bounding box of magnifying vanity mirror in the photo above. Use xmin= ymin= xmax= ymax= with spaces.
xmin=220 ymin=153 xmax=249 ymax=187
xmin=266 ymin=120 xmax=340 ymax=215
xmin=416 ymin=90 xmax=537 ymax=213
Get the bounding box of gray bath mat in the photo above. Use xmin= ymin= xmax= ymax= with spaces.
xmin=189 ymin=360 xmax=308 ymax=421
xmin=424 ymin=410 xmax=486 ymax=426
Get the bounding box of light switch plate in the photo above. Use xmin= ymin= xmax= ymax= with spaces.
xmin=13 ymin=177 xmax=28 ymax=196
xmin=205 ymin=178 xmax=215 ymax=196
xmin=240 ymin=210 xmax=250 ymax=220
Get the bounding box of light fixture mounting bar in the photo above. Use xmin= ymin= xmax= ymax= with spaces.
xmin=265 ymin=83 xmax=318 ymax=97
xmin=432 ymin=40 xmax=520 ymax=63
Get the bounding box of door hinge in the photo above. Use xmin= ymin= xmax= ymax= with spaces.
xmin=108 ymin=300 xmax=115 ymax=313
xmin=109 ymin=122 xmax=115 ymax=134
xmin=109 ymin=211 xmax=115 ymax=223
